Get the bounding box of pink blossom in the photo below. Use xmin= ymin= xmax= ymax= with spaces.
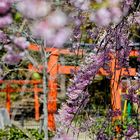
xmin=80 ymin=0 xmax=90 ymax=10
xmin=53 ymin=134 xmax=75 ymax=140
xmin=32 ymin=21 xmax=71 ymax=47
xmin=96 ymin=8 xmax=111 ymax=26
xmin=31 ymin=21 xmax=55 ymax=41
xmin=125 ymin=0 xmax=133 ymax=5
xmin=13 ymin=37 xmax=30 ymax=49
xmin=109 ymin=0 xmax=120 ymax=5
xmin=0 ymin=30 xmax=9 ymax=43
xmin=0 ymin=0 xmax=10 ymax=14
xmin=47 ymin=10 xmax=67 ymax=28
xmin=31 ymin=21 xmax=48 ymax=38
xmin=71 ymin=0 xmax=84 ymax=8
xmin=16 ymin=0 xmax=51 ymax=19
xmin=2 ymin=52 xmax=22 ymax=65
xmin=0 ymin=14 xmax=12 ymax=28
xmin=111 ymin=7 xmax=122 ymax=23
xmin=53 ymin=28 xmax=72 ymax=47
xmin=4 ymin=45 xmax=13 ymax=52
xmin=71 ymin=0 xmax=90 ymax=10
xmin=31 ymin=10 xmax=71 ymax=47
xmin=2 ymin=36 xmax=29 ymax=65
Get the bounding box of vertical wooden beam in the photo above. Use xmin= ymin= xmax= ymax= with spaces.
xmin=48 ymin=50 xmax=59 ymax=131
xmin=110 ymin=55 xmax=121 ymax=111
xmin=34 ymin=83 xmax=40 ymax=121
xmin=6 ymin=84 xmax=11 ymax=114
xmin=48 ymin=113 xmax=55 ymax=131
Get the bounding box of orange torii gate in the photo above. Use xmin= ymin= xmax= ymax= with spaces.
xmin=28 ymin=44 xmax=137 ymax=129
xmin=0 ymin=44 xmax=138 ymax=131
xmin=0 ymin=80 xmax=42 ymax=120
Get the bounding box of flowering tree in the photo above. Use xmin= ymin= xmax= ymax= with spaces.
xmin=0 ymin=0 xmax=140 ymax=140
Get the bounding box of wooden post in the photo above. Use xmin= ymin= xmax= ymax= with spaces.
xmin=110 ymin=54 xmax=121 ymax=111
xmin=111 ymin=70 xmax=122 ymax=111
xmin=6 ymin=84 xmax=11 ymax=115
xmin=48 ymin=113 xmax=55 ymax=131
xmin=34 ymin=83 xmax=40 ymax=121
xmin=48 ymin=50 xmax=59 ymax=131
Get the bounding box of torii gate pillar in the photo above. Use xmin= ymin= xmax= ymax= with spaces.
xmin=48 ymin=50 xmax=59 ymax=130
xmin=110 ymin=56 xmax=121 ymax=111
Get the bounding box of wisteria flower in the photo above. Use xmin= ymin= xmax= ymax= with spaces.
xmin=123 ymin=84 xmax=140 ymax=104
xmin=16 ymin=0 xmax=51 ymax=19
xmin=47 ymin=10 xmax=67 ymax=28
xmin=58 ymin=52 xmax=107 ymax=129
xmin=31 ymin=9 xmax=71 ymax=48
xmin=110 ymin=7 xmax=122 ymax=23
xmin=125 ymin=125 xmax=137 ymax=139
xmin=12 ymin=36 xmax=29 ymax=50
xmin=2 ymin=51 xmax=24 ymax=65
xmin=0 ymin=30 xmax=9 ymax=43
xmin=71 ymin=0 xmax=90 ymax=10
xmin=53 ymin=134 xmax=75 ymax=140
xmin=2 ymin=37 xmax=29 ymax=65
xmin=0 ymin=0 xmax=10 ymax=14
xmin=0 ymin=14 xmax=12 ymax=28
xmin=96 ymin=8 xmax=111 ymax=26
xmin=97 ymin=131 xmax=108 ymax=140
xmin=51 ymin=28 xmax=72 ymax=48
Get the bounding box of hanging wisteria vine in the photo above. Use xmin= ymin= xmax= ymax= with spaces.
xmin=55 ymin=0 xmax=140 ymax=139
xmin=0 ymin=0 xmax=139 ymax=140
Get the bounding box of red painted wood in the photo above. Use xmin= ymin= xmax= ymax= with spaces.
xmin=48 ymin=113 xmax=56 ymax=131
xmin=130 ymin=50 xmax=139 ymax=56
xmin=0 ymin=80 xmax=42 ymax=84
xmin=6 ymin=84 xmax=11 ymax=114
xmin=34 ymin=84 xmax=40 ymax=121
xmin=28 ymin=44 xmax=84 ymax=55
xmin=109 ymin=54 xmax=136 ymax=113
xmin=58 ymin=65 xmax=79 ymax=74
xmin=47 ymin=53 xmax=59 ymax=130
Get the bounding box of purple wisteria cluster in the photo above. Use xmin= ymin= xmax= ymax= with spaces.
xmin=114 ymin=27 xmax=131 ymax=68
xmin=108 ymin=109 xmax=122 ymax=118
xmin=96 ymin=131 xmax=108 ymax=140
xmin=125 ymin=125 xmax=137 ymax=140
xmin=0 ymin=30 xmax=9 ymax=44
xmin=2 ymin=36 xmax=29 ymax=65
xmin=102 ymin=24 xmax=132 ymax=68
xmin=58 ymin=51 xmax=110 ymax=128
xmin=0 ymin=0 xmax=11 ymax=46
xmin=0 ymin=0 xmax=30 ymax=65
xmin=123 ymin=84 xmax=140 ymax=104
xmin=16 ymin=0 xmax=72 ymax=48
xmin=70 ymin=0 xmax=133 ymax=27
xmin=53 ymin=133 xmax=75 ymax=140
xmin=90 ymin=1 xmax=122 ymax=26
xmin=0 ymin=0 xmax=12 ymax=28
